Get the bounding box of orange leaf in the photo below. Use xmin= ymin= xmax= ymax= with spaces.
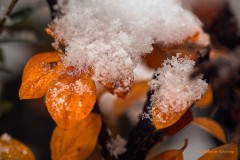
xmin=0 ymin=133 xmax=35 ymax=160
xmin=195 ymin=85 xmax=213 ymax=108
xmin=100 ymin=78 xmax=133 ymax=98
xmin=192 ymin=117 xmax=227 ymax=143
xmin=113 ymin=81 xmax=149 ymax=116
xmin=143 ymin=45 xmax=166 ymax=69
xmin=164 ymin=109 xmax=193 ymax=136
xmin=51 ymin=113 xmax=102 ymax=160
xmin=150 ymin=139 xmax=188 ymax=160
xmin=198 ymin=144 xmax=238 ymax=160
xmin=46 ymin=72 xmax=96 ymax=129
xmin=153 ymin=105 xmax=189 ymax=130
xmin=19 ymin=52 xmax=64 ymax=99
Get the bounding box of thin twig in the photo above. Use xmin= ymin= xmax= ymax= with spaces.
xmin=209 ymin=105 xmax=219 ymax=118
xmin=0 ymin=0 xmax=19 ymax=33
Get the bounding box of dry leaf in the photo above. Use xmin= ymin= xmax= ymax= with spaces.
xmin=150 ymin=139 xmax=188 ymax=160
xmin=99 ymin=78 xmax=133 ymax=98
xmin=46 ymin=72 xmax=96 ymax=129
xmin=164 ymin=109 xmax=193 ymax=136
xmin=45 ymin=26 xmax=65 ymax=45
xmin=153 ymin=105 xmax=189 ymax=130
xmin=51 ymin=113 xmax=102 ymax=160
xmin=195 ymin=85 xmax=213 ymax=108
xmin=19 ymin=52 xmax=64 ymax=99
xmin=0 ymin=134 xmax=35 ymax=160
xmin=113 ymin=81 xmax=149 ymax=116
xmin=198 ymin=144 xmax=238 ymax=160
xmin=192 ymin=117 xmax=227 ymax=143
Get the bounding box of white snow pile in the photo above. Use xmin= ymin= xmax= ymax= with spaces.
xmin=51 ymin=0 xmax=202 ymax=86
xmin=149 ymin=54 xmax=208 ymax=123
xmin=106 ymin=134 xmax=127 ymax=158
xmin=1 ymin=133 xmax=11 ymax=142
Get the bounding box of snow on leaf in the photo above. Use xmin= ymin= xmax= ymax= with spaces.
xmin=0 ymin=133 xmax=35 ymax=160
xmin=19 ymin=52 xmax=64 ymax=99
xmin=150 ymin=54 xmax=208 ymax=129
xmin=46 ymin=71 xmax=96 ymax=129
xmin=50 ymin=113 xmax=102 ymax=160
xmin=49 ymin=0 xmax=202 ymax=97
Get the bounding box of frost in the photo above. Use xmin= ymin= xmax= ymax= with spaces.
xmin=50 ymin=0 xmax=202 ymax=86
xmin=0 ymin=145 xmax=9 ymax=154
xmin=23 ymin=149 xmax=28 ymax=155
xmin=149 ymin=54 xmax=208 ymax=123
xmin=1 ymin=133 xmax=11 ymax=142
xmin=49 ymin=79 xmax=91 ymax=115
xmin=107 ymin=134 xmax=127 ymax=159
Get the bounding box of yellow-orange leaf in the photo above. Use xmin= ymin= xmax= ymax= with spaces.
xmin=150 ymin=139 xmax=188 ymax=160
xmin=195 ymin=85 xmax=213 ymax=108
xmin=143 ymin=45 xmax=166 ymax=69
xmin=0 ymin=133 xmax=35 ymax=160
xmin=153 ymin=106 xmax=189 ymax=130
xmin=192 ymin=117 xmax=227 ymax=143
xmin=113 ymin=81 xmax=149 ymax=116
xmin=50 ymin=113 xmax=102 ymax=160
xmin=198 ymin=144 xmax=238 ymax=160
xmin=19 ymin=52 xmax=64 ymax=99
xmin=100 ymin=78 xmax=133 ymax=98
xmin=46 ymin=72 xmax=96 ymax=129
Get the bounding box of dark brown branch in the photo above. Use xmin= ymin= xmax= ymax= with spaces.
xmin=118 ymin=91 xmax=167 ymax=160
xmin=0 ymin=0 xmax=19 ymax=33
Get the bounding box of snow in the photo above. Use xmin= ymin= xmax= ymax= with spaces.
xmin=1 ymin=133 xmax=11 ymax=142
xmin=107 ymin=134 xmax=127 ymax=159
xmin=0 ymin=145 xmax=9 ymax=154
xmin=50 ymin=0 xmax=202 ymax=87
xmin=48 ymin=78 xmax=92 ymax=115
xmin=149 ymin=54 xmax=208 ymax=123
xmin=0 ymin=133 xmax=11 ymax=156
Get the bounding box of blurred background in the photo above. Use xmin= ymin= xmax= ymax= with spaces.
xmin=0 ymin=0 xmax=239 ymax=160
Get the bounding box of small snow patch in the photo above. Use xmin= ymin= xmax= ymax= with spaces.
xmin=107 ymin=135 xmax=127 ymax=159
xmin=1 ymin=133 xmax=11 ymax=142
